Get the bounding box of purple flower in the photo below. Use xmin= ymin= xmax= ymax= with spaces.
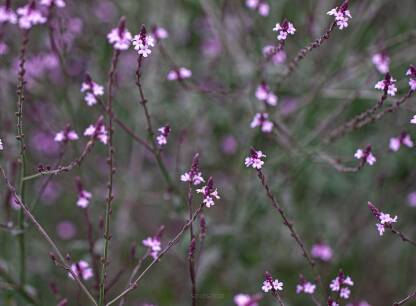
xmin=372 ymin=52 xmax=390 ymax=74
xmin=167 ymin=67 xmax=192 ymax=81
xmin=273 ymin=19 xmax=296 ymax=41
xmin=56 ymin=221 xmax=76 ymax=240
xmin=389 ymin=132 xmax=413 ymax=152
xmin=0 ymin=1 xmax=17 ymax=24
xmin=196 ymin=177 xmax=220 ymax=208
xmin=245 ymin=148 xmax=266 ymax=169
xmin=75 ymin=177 xmax=92 ymax=208
xmin=68 ymin=260 xmax=93 ymax=280
xmin=151 ymin=25 xmax=169 ymax=41
xmin=132 ymin=26 xmax=155 ymax=57
xmin=329 ymin=270 xmax=354 ymax=299
xmin=368 ymin=201 xmax=398 ymax=236
xmin=246 ymin=0 xmax=270 ymax=17
xmin=107 ymin=17 xmax=132 ymax=51
xmin=311 ymin=242 xmax=333 ymax=262
xmin=375 ymin=73 xmax=397 ymax=96
xmin=84 ymin=117 xmax=108 ymax=145
xmin=407 ymin=192 xmax=416 ymax=207
xmin=327 ymin=1 xmax=352 ymax=30
xmin=40 ymin=0 xmax=66 ymax=8
xmin=250 ymin=113 xmax=273 ymax=133
xmin=262 ymin=271 xmax=283 ymax=293
xmin=156 ymin=125 xmax=170 ymax=147
xmin=354 ymin=145 xmax=376 ymax=166
xmin=255 ymin=82 xmax=278 ymax=106
xmin=296 ymin=275 xmax=316 ymax=294
xmin=181 ymin=153 xmax=205 ymax=185
xmin=234 ymin=293 xmax=261 ymax=306
xmin=262 ymin=45 xmax=286 ymax=65
xmin=17 ymin=1 xmax=46 ymax=29
xmin=81 ymin=74 xmax=104 ymax=106
xmin=0 ymin=138 xmax=3 ymax=151
xmin=54 ymin=126 xmax=79 ymax=143
xmin=406 ymin=65 xmax=416 ymax=91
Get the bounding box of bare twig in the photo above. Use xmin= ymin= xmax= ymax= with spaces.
xmin=393 ymin=290 xmax=416 ymax=306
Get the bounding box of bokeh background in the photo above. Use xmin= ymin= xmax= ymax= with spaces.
xmin=1 ymin=0 xmax=416 ymax=305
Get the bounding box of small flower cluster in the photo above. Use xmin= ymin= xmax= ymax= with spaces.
xmin=132 ymin=26 xmax=155 ymax=58
xmin=261 ymin=271 xmax=283 ymax=293
xmin=151 ymin=25 xmax=169 ymax=41
xmin=0 ymin=1 xmax=17 ymax=24
xmin=354 ymin=145 xmax=376 ymax=166
xmin=107 ymin=17 xmax=132 ymax=51
xmin=75 ymin=177 xmax=92 ymax=208
xmin=406 ymin=65 xmax=416 ymax=91
xmin=142 ymin=226 xmax=164 ymax=259
xmin=196 ymin=177 xmax=220 ymax=208
xmin=296 ymin=275 xmax=316 ymax=294
xmin=181 ymin=154 xmax=205 ymax=185
xmin=329 ymin=270 xmax=354 ymax=299
xmin=273 ymin=19 xmax=296 ymax=41
xmin=54 ymin=126 xmax=79 ymax=143
xmin=167 ymin=67 xmax=192 ymax=81
xmin=375 ymin=73 xmax=397 ymax=97
xmin=368 ymin=201 xmax=398 ymax=236
xmin=311 ymin=242 xmax=333 ymax=262
xmin=156 ymin=125 xmax=170 ymax=147
xmin=68 ymin=260 xmax=93 ymax=280
xmin=245 ymin=148 xmax=266 ymax=169
xmin=40 ymin=0 xmax=66 ymax=8
xmin=250 ymin=113 xmax=273 ymax=133
xmin=255 ymin=82 xmax=277 ymax=106
xmin=17 ymin=1 xmax=46 ymax=29
xmin=233 ymin=293 xmax=261 ymax=306
xmin=84 ymin=117 xmax=108 ymax=145
xmin=389 ymin=132 xmax=413 ymax=152
xmin=327 ymin=1 xmax=352 ymax=30
xmin=262 ymin=45 xmax=286 ymax=65
xmin=81 ymin=75 xmax=104 ymax=106
xmin=328 ymin=297 xmax=339 ymax=306
xmin=0 ymin=138 xmax=3 ymax=150
xmin=372 ymin=52 xmax=390 ymax=74
xmin=246 ymin=0 xmax=270 ymax=17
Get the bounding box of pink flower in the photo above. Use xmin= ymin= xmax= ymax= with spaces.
xmin=372 ymin=53 xmax=390 ymax=74
xmin=68 ymin=260 xmax=93 ymax=280
xmin=347 ymin=301 xmax=372 ymax=306
xmin=406 ymin=65 xmax=416 ymax=91
xmin=262 ymin=271 xmax=283 ymax=293
xmin=181 ymin=153 xmax=205 ymax=185
xmin=250 ymin=113 xmax=273 ymax=133
xmin=167 ymin=67 xmax=192 ymax=81
xmin=152 ymin=25 xmax=169 ymax=41
xmin=246 ymin=0 xmax=270 ymax=17
xmin=81 ymin=74 xmax=104 ymax=106
xmin=311 ymin=243 xmax=333 ymax=261
xmin=354 ymin=145 xmax=376 ymax=166
xmin=40 ymin=0 xmax=66 ymax=8
xmin=0 ymin=2 xmax=17 ymax=24
xmin=54 ymin=126 xmax=79 ymax=143
xmin=328 ymin=298 xmax=339 ymax=306
xmin=375 ymin=73 xmax=397 ymax=96
xmin=84 ymin=117 xmax=108 ymax=144
xmin=262 ymin=45 xmax=286 ymax=64
xmin=156 ymin=125 xmax=170 ymax=147
xmin=75 ymin=177 xmax=92 ymax=208
xmin=56 ymin=221 xmax=76 ymax=240
xmin=410 ymin=115 xmax=416 ymax=124
xmin=389 ymin=132 xmax=413 ymax=151
xmin=327 ymin=1 xmax=352 ymax=30
xmin=132 ymin=26 xmax=154 ymax=57
xmin=234 ymin=293 xmax=260 ymax=306
xmin=407 ymin=192 xmax=416 ymax=207
xmin=329 ymin=271 xmax=354 ymax=299
xmin=245 ymin=148 xmax=266 ymax=169
xmin=17 ymin=1 xmax=46 ymax=29
xmin=255 ymin=82 xmax=278 ymax=106
xmin=107 ymin=18 xmax=132 ymax=50
xmin=0 ymin=138 xmax=3 ymax=151
xmin=196 ymin=177 xmax=220 ymax=208
xmin=296 ymin=275 xmax=316 ymax=294
xmin=273 ymin=20 xmax=296 ymax=41
xmin=142 ymin=236 xmax=162 ymax=259
xmin=368 ymin=201 xmax=398 ymax=236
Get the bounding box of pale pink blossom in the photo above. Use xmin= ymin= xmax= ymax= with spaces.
xmin=372 ymin=53 xmax=390 ymax=74
xmin=142 ymin=236 xmax=162 ymax=259
xmin=389 ymin=132 xmax=413 ymax=152
xmin=262 ymin=272 xmax=283 ymax=293
xmin=245 ymin=148 xmax=266 ymax=169
xmin=407 ymin=192 xmax=416 ymax=207
xmin=327 ymin=2 xmax=352 ymax=30
xmin=329 ymin=271 xmax=354 ymax=300
xmin=81 ymin=75 xmax=104 ymax=106
xmin=84 ymin=117 xmax=108 ymax=144
xmin=262 ymin=45 xmax=286 ymax=64
xmin=17 ymin=1 xmax=46 ymax=29
xmin=255 ymin=82 xmax=278 ymax=106
xmin=167 ymin=67 xmax=192 ymax=81
xmin=311 ymin=243 xmax=333 ymax=261
xmin=152 ymin=25 xmax=169 ymax=41
xmin=107 ymin=18 xmax=132 ymax=50
xmin=406 ymin=65 xmax=416 ymax=91
xmin=68 ymin=260 xmax=93 ymax=280
xmin=40 ymin=0 xmax=66 ymax=8
xmin=250 ymin=113 xmax=273 ymax=133
xmin=54 ymin=127 xmax=79 ymax=143
xmin=75 ymin=177 xmax=92 ymax=208
xmin=375 ymin=73 xmax=397 ymax=96
xmin=246 ymin=0 xmax=270 ymax=16
xmin=328 ymin=298 xmax=339 ymax=306
xmin=181 ymin=153 xmax=204 ymax=185
xmin=273 ymin=20 xmax=296 ymax=41
xmin=132 ymin=26 xmax=154 ymax=57
xmin=296 ymin=275 xmax=316 ymax=294
xmin=368 ymin=201 xmax=398 ymax=236
xmin=156 ymin=125 xmax=170 ymax=147
xmin=196 ymin=177 xmax=220 ymax=208
xmin=0 ymin=3 xmax=17 ymax=24
xmin=233 ymin=293 xmax=260 ymax=306
xmin=354 ymin=146 xmax=376 ymax=166
xmin=347 ymin=301 xmax=372 ymax=306
xmin=410 ymin=115 xmax=416 ymax=124
xmin=0 ymin=138 xmax=3 ymax=151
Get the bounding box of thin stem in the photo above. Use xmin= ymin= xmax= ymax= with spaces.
xmin=187 ymin=182 xmax=197 ymax=306
xmin=99 ymin=49 xmax=120 ymax=306
xmin=0 ymin=166 xmax=98 ymax=306
xmin=393 ymin=290 xmax=416 ymax=306
xmin=84 ymin=207 xmax=100 ymax=289
xmin=390 ymin=227 xmax=416 ymax=247
xmin=105 ymin=204 xmax=205 ymax=306
xmin=0 ymin=266 xmax=39 ymax=305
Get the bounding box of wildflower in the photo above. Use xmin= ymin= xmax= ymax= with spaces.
xmin=234 ymin=293 xmax=260 ymax=306
xmin=329 ymin=270 xmax=354 ymax=299
xmin=0 ymin=0 xmax=17 ymax=24
xmin=167 ymin=67 xmax=192 ymax=81
xmin=273 ymin=19 xmax=296 ymax=41
xmin=354 ymin=145 xmax=376 ymax=166
xmin=245 ymin=148 xmax=266 ymax=169
xmin=255 ymin=82 xmax=278 ymax=106
xmin=17 ymin=1 xmax=46 ymax=29
xmin=372 ymin=53 xmax=390 ymax=74
xmin=250 ymin=113 xmax=273 ymax=133
xmin=181 ymin=153 xmax=205 ymax=185
xmin=40 ymin=0 xmax=66 ymax=8
xmin=368 ymin=201 xmax=398 ymax=236
xmin=406 ymin=65 xmax=416 ymax=91
xmin=327 ymin=1 xmax=352 ymax=30
xmin=142 ymin=227 xmax=164 ymax=259
xmin=68 ymin=260 xmax=93 ymax=280
xmin=262 ymin=45 xmax=286 ymax=64
xmin=56 ymin=221 xmax=76 ymax=240
xmin=84 ymin=117 xmax=108 ymax=144
xmin=311 ymin=242 xmax=333 ymax=261
xmin=107 ymin=17 xmax=132 ymax=51
xmin=328 ymin=298 xmax=339 ymax=306
xmin=262 ymin=271 xmax=283 ymax=293
xmin=375 ymin=73 xmax=397 ymax=96
xmin=407 ymin=192 xmax=416 ymax=207
xmin=81 ymin=74 xmax=104 ymax=106
xmin=54 ymin=126 xmax=79 ymax=143
xmin=0 ymin=138 xmax=3 ymax=150
xmin=132 ymin=26 xmax=154 ymax=57
xmin=296 ymin=275 xmax=316 ymax=294
xmin=156 ymin=125 xmax=170 ymax=147
xmin=347 ymin=301 xmax=371 ymax=306
xmin=410 ymin=115 xmax=416 ymax=124
xmin=196 ymin=177 xmax=220 ymax=208
xmin=75 ymin=177 xmax=92 ymax=208
xmin=151 ymin=25 xmax=168 ymax=41
xmin=389 ymin=132 xmax=413 ymax=152
xmin=246 ymin=0 xmax=270 ymax=17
